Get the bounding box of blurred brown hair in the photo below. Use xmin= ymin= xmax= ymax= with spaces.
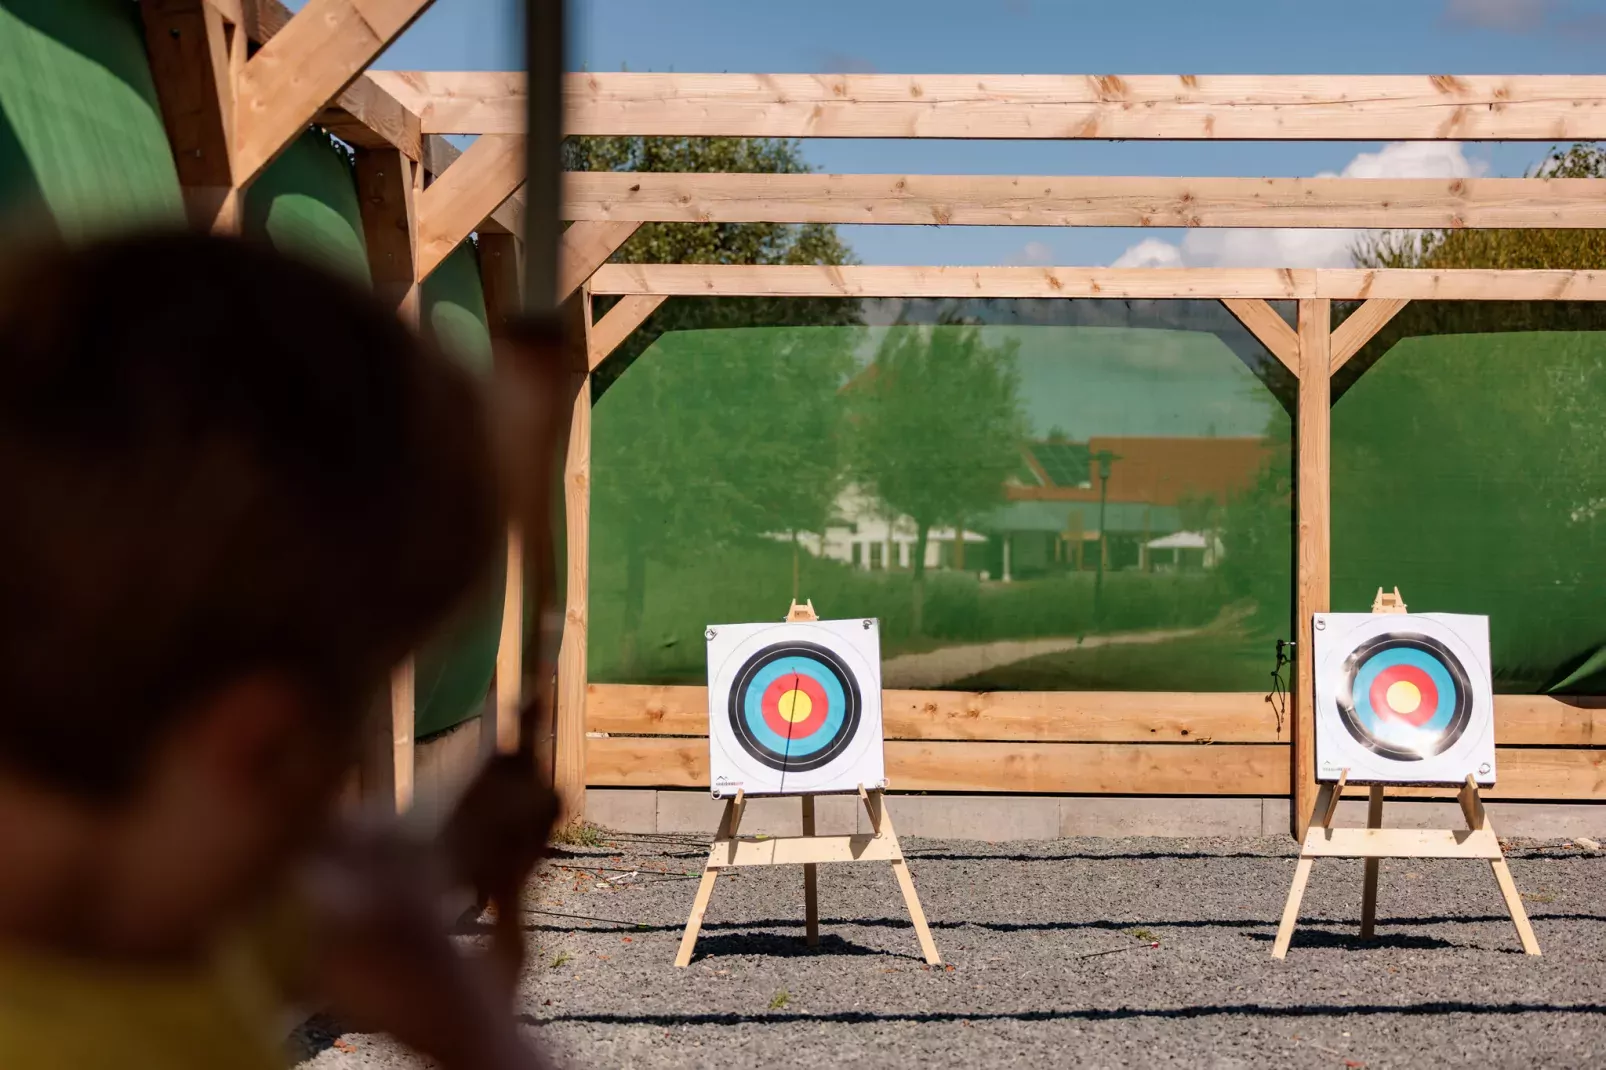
xmin=0 ymin=231 xmax=501 ymax=801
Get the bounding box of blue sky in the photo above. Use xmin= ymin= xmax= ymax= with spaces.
xmin=356 ymin=0 xmax=1606 ymax=266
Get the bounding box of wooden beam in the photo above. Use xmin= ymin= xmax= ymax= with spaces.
xmin=588 ymin=736 xmax=1606 ymax=799
xmin=422 ymin=136 xmax=525 ymax=236
xmin=563 ymin=172 xmax=1606 ymax=229
xmin=590 ymin=264 xmax=1606 ymax=302
xmin=587 ymin=685 xmax=1286 ymax=743
xmin=231 ymin=0 xmax=423 ymax=160
xmin=1330 ymin=298 xmax=1410 ymax=373
xmin=554 ymin=291 xmax=594 ymax=820
xmin=587 ymin=684 xmax=1604 ymax=747
xmin=413 ymin=133 xmax=527 ymax=282
xmin=588 ymin=294 xmax=666 ymax=369
xmin=351 ymin=138 xmax=423 ymax=811
xmin=590 ymin=738 xmax=1290 ymax=795
xmin=1220 ymin=299 xmax=1300 ymax=376
xmin=232 ymin=0 xmax=435 ymax=187
xmin=1293 ymin=299 xmax=1332 ymax=840
xmin=480 ymin=231 xmax=524 ymax=754
xmin=591 ymin=264 xmax=1315 ymax=299
xmin=370 ymin=72 xmax=1606 ymax=140
xmin=706 ymin=833 xmax=904 ymax=868
xmin=354 ymin=147 xmax=421 ymax=317
xmin=478 ymin=232 xmax=524 ymax=339
xmin=559 ymin=221 xmax=641 ymax=302
xmin=1301 ymin=827 xmax=1503 ymax=860
xmin=140 ymin=0 xmax=245 ymax=233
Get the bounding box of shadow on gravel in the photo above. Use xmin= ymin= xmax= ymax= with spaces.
xmin=688 ymin=931 xmax=922 ymax=961
xmin=1242 ymin=929 xmax=1457 ymax=951
xmin=511 ymin=911 xmax=1604 ymax=937
xmin=522 ymin=1000 xmax=1606 ymax=1030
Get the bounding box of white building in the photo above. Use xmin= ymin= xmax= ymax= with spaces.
xmin=777 ymin=485 xmax=990 ymax=573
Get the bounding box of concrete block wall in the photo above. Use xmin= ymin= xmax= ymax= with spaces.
xmin=587 ymin=788 xmax=1606 ymax=841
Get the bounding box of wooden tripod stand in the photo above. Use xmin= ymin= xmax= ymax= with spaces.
xmin=1273 ymin=771 xmax=1541 ymax=958
xmin=674 ymin=784 xmax=941 ymax=967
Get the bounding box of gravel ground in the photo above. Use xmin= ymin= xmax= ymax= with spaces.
xmin=293 ymin=831 xmax=1606 ymax=1069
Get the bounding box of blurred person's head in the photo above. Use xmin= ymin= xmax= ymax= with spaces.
xmin=0 ymin=232 xmax=500 ymax=957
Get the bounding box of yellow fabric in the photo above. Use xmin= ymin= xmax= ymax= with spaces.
xmin=0 ymin=936 xmax=286 ymax=1070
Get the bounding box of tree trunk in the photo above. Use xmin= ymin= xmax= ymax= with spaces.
xmin=622 ymin=539 xmax=647 ymax=676
xmin=911 ymin=520 xmax=930 ymax=636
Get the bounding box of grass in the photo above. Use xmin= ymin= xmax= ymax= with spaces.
xmin=1126 ymin=928 xmax=1157 ymax=942
xmin=550 ymin=951 xmax=572 ymax=969
xmin=767 ymin=989 xmax=791 ymax=1010
xmin=551 ymin=820 xmax=609 ymax=848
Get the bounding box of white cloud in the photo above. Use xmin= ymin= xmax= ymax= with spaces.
xmin=1009 ymin=240 xmax=1056 ymax=266
xmin=1107 ymin=142 xmax=1487 ymax=269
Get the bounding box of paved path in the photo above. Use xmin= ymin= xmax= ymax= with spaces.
xmin=294 ymin=833 xmax=1606 ymax=1070
xmin=880 ymin=626 xmax=1205 ymax=689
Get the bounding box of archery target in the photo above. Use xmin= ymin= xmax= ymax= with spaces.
xmin=1314 ymin=612 xmax=1495 ymax=785
xmin=706 ymin=618 xmax=885 ymax=797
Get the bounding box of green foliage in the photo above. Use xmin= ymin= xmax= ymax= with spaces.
xmin=767 ymin=990 xmax=791 ymax=1010
xmin=1354 ymin=145 xmax=1606 ymax=273
xmin=572 ymin=135 xmax=860 ymax=670
xmin=1336 ymin=145 xmax=1606 ymax=691
xmin=846 ymin=323 xmax=1027 ymax=631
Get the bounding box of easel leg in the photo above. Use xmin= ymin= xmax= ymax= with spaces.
xmin=1272 ymin=782 xmax=1333 ymax=959
xmin=870 ymin=792 xmax=941 ymax=966
xmin=674 ymin=797 xmax=739 ymax=968
xmin=1360 ymin=784 xmax=1384 ymax=939
xmin=1461 ymin=778 xmax=1541 ymax=956
xmin=802 ymin=795 xmax=819 ymax=947
xmin=1272 ymin=857 xmax=1314 ymax=960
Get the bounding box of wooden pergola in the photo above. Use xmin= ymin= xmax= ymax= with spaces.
xmin=138 ymin=0 xmax=1606 ymax=838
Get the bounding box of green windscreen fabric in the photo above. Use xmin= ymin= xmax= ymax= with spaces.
xmin=413 ymin=241 xmax=502 ymax=738
xmin=1333 ymin=302 xmax=1606 ymax=694
xmin=589 ymin=298 xmax=1295 ymax=693
xmin=0 ymin=0 xmax=183 ymax=238
xmin=244 ymin=131 xmax=371 ymax=285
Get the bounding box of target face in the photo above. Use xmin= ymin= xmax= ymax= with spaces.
xmin=1314 ymin=613 xmax=1495 ymax=785
xmin=1337 ymin=634 xmax=1472 ymax=761
xmin=707 ymin=619 xmax=885 ymax=797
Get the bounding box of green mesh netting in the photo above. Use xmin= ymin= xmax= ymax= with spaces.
xmin=412 ymin=241 xmax=502 ymax=738
xmin=590 ymin=298 xmax=1295 ymax=693
xmin=244 ymin=132 xmax=371 ymax=285
xmin=1333 ymin=303 xmax=1606 ymax=694
xmin=0 ymin=0 xmax=183 ymax=239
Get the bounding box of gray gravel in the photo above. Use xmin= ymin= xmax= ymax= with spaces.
xmin=293 ymin=831 xmax=1606 ymax=1069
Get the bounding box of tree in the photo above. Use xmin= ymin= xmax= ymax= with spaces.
xmin=570 ymin=135 xmax=862 ymax=674
xmin=847 ymin=320 xmax=1026 ymax=634
xmin=1338 ymin=143 xmax=1606 ymax=691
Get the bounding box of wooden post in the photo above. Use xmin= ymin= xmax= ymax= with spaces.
xmin=1293 ymin=298 xmax=1331 ymax=839
xmin=554 ymin=289 xmax=594 ymax=820
xmin=1360 ymin=784 xmax=1385 ymax=938
xmin=354 ymin=144 xmax=424 ymax=812
xmin=801 ymin=795 xmax=819 ymax=946
xmin=481 ymin=232 xmax=525 ymax=754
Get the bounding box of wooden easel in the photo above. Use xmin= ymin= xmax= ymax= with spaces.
xmin=674 ymin=599 xmax=941 ymax=968
xmin=1272 ymin=588 xmax=1541 ymax=958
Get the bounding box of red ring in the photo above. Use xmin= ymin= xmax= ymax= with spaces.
xmin=1368 ymin=663 xmax=1438 ymax=728
xmin=761 ymin=671 xmax=829 ymax=740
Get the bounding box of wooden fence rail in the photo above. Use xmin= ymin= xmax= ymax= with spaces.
xmin=586 ymin=684 xmax=1606 ymax=800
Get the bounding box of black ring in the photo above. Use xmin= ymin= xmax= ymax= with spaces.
xmin=727 ymin=641 xmax=862 ymax=773
xmin=1335 ymin=632 xmax=1473 ymax=762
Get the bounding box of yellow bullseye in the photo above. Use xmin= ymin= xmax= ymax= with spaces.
xmin=777 ymin=689 xmax=813 ymax=723
xmin=1385 ymin=679 xmax=1423 ymax=715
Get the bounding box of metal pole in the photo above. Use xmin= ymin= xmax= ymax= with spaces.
xmin=1094 ymin=472 xmax=1108 ymax=623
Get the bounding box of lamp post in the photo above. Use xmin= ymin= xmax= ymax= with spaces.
xmin=1092 ymin=449 xmax=1119 ymax=624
